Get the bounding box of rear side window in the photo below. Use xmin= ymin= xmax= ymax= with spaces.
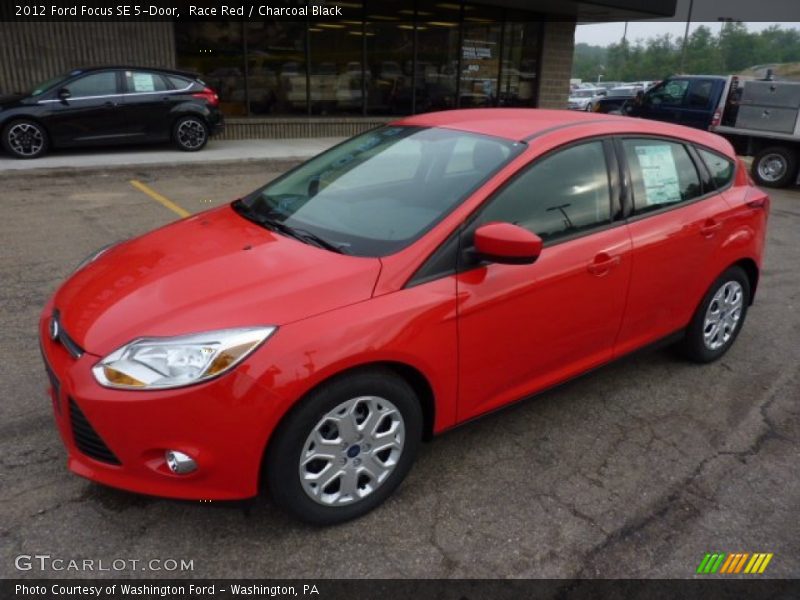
xmin=697 ymin=148 xmax=735 ymax=189
xmin=124 ymin=71 xmax=169 ymax=93
xmin=623 ymin=139 xmax=702 ymax=215
xmin=66 ymin=72 xmax=119 ymax=97
xmin=167 ymin=75 xmax=192 ymax=90
xmin=476 ymin=141 xmax=612 ymax=242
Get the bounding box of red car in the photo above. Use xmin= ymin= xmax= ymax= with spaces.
xmin=40 ymin=109 xmax=769 ymax=524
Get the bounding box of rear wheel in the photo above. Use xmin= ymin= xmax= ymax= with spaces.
xmin=2 ymin=119 xmax=48 ymax=159
xmin=752 ymin=146 xmax=797 ymax=188
xmin=265 ymin=368 xmax=422 ymax=525
xmin=173 ymin=116 xmax=209 ymax=152
xmin=681 ymin=266 xmax=750 ymax=363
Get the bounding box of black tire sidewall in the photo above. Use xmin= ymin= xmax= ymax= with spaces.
xmin=683 ymin=266 xmax=750 ymax=363
xmin=173 ymin=116 xmax=209 ymax=152
xmin=2 ymin=120 xmax=48 ymax=159
xmin=752 ymin=146 xmax=797 ymax=188
xmin=265 ymin=369 xmax=423 ymax=526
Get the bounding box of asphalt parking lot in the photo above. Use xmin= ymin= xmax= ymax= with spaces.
xmin=1 ymin=155 xmax=798 ymax=579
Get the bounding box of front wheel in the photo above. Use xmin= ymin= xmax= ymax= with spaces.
xmin=173 ymin=116 xmax=209 ymax=152
xmin=681 ymin=266 xmax=750 ymax=363
xmin=265 ymin=369 xmax=422 ymax=525
xmin=752 ymin=146 xmax=797 ymax=188
xmin=2 ymin=119 xmax=49 ymax=159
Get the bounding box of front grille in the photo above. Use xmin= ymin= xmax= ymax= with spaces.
xmin=51 ymin=309 xmax=84 ymax=359
xmin=69 ymin=398 xmax=121 ymax=465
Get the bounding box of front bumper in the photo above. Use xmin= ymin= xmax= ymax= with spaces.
xmin=39 ymin=305 xmax=282 ymax=500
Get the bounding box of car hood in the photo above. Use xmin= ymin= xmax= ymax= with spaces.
xmin=53 ymin=205 xmax=382 ymax=356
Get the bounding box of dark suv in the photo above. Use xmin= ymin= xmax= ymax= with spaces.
xmin=0 ymin=66 xmax=223 ymax=158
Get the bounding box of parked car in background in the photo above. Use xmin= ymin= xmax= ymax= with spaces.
xmin=41 ymin=109 xmax=768 ymax=525
xmin=591 ymin=85 xmax=643 ymax=114
xmin=0 ymin=66 xmax=223 ymax=158
xmin=567 ymin=87 xmax=606 ymax=111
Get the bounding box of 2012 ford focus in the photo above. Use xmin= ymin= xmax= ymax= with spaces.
xmin=40 ymin=109 xmax=769 ymax=525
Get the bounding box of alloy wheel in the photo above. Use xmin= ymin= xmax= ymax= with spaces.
xmin=703 ymin=281 xmax=744 ymax=351
xmin=7 ymin=123 xmax=44 ymax=157
xmin=298 ymin=396 xmax=405 ymax=506
xmin=177 ymin=119 xmax=207 ymax=150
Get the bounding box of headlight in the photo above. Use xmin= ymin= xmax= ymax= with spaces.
xmin=92 ymin=327 xmax=276 ymax=390
xmin=74 ymin=243 xmax=115 ymax=273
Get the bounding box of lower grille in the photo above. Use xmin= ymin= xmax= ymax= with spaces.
xmin=68 ymin=398 xmax=121 ymax=465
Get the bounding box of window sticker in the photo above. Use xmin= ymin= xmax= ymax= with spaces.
xmin=634 ymin=145 xmax=681 ymax=205
xmin=132 ymin=73 xmax=155 ymax=92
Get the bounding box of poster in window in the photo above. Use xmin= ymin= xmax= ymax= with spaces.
xmin=634 ymin=145 xmax=680 ymax=205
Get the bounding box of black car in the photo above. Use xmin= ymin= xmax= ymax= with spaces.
xmin=0 ymin=66 xmax=223 ymax=158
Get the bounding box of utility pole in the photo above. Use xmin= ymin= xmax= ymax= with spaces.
xmin=679 ymin=0 xmax=695 ymax=73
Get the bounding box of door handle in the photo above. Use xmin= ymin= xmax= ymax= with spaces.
xmin=700 ymin=220 xmax=722 ymax=237
xmin=103 ymin=101 xmax=118 ymax=107
xmin=587 ymin=253 xmax=621 ymax=276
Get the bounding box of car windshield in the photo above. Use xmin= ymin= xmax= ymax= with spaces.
xmin=28 ymin=73 xmax=72 ymax=97
xmin=239 ymin=126 xmax=523 ymax=257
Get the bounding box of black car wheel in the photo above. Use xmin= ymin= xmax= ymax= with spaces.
xmin=752 ymin=146 xmax=797 ymax=188
xmin=681 ymin=266 xmax=750 ymax=363
xmin=265 ymin=368 xmax=423 ymax=525
xmin=173 ymin=116 xmax=209 ymax=152
xmin=2 ymin=119 xmax=49 ymax=159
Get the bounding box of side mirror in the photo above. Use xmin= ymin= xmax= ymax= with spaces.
xmin=57 ymin=88 xmax=71 ymax=101
xmin=473 ymin=222 xmax=542 ymax=265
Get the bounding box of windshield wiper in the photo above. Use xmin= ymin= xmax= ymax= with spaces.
xmin=233 ymin=200 xmax=346 ymax=254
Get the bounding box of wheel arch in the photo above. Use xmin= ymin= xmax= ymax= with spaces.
xmin=732 ymin=257 xmax=759 ymax=305
xmin=258 ymin=360 xmax=437 ymax=490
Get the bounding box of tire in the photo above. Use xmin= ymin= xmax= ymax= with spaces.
xmin=751 ymin=146 xmax=797 ymax=188
xmin=172 ymin=116 xmax=209 ymax=152
xmin=681 ymin=266 xmax=750 ymax=363
xmin=265 ymin=368 xmax=423 ymax=525
xmin=2 ymin=119 xmax=49 ymax=159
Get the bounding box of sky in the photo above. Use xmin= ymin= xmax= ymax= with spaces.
xmin=576 ymin=22 xmax=800 ymax=47
xmin=575 ymin=0 xmax=800 ymax=47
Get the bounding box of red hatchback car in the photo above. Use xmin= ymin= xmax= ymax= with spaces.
xmin=40 ymin=110 xmax=769 ymax=524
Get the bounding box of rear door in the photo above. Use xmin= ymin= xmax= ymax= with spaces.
xmin=680 ymin=79 xmax=720 ymax=130
xmin=614 ymin=137 xmax=730 ymax=356
xmin=119 ymin=70 xmax=175 ymax=141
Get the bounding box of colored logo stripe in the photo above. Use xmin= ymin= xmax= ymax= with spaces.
xmin=697 ymin=552 xmax=773 ymax=574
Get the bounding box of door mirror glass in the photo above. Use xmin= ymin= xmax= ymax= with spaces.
xmin=57 ymin=88 xmax=71 ymax=100
xmin=474 ymin=222 xmax=542 ymax=265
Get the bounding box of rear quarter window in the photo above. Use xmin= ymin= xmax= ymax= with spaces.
xmin=697 ymin=148 xmax=735 ymax=189
xmin=167 ymin=75 xmax=192 ymax=90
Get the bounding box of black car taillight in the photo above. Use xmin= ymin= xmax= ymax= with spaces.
xmin=192 ymin=86 xmax=219 ymax=108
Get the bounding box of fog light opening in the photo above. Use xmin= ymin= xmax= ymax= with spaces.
xmin=165 ymin=450 xmax=197 ymax=474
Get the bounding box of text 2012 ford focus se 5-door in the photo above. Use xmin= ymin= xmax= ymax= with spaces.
xmin=40 ymin=109 xmax=769 ymax=525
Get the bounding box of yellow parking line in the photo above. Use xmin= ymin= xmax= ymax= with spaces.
xmin=129 ymin=179 xmax=191 ymax=218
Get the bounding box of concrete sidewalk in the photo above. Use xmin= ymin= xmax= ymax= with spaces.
xmin=0 ymin=138 xmax=344 ymax=172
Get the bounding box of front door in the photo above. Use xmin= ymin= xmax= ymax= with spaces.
xmin=45 ymin=71 xmax=127 ymax=146
xmin=456 ymin=140 xmax=632 ymax=422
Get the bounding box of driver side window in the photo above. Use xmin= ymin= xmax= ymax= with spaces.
xmin=649 ymin=79 xmax=689 ymax=106
xmin=476 ymin=141 xmax=612 ymax=242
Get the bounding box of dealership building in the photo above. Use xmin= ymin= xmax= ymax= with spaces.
xmin=0 ymin=0 xmax=675 ymax=139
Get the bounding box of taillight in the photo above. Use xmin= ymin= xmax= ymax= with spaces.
xmin=710 ymin=109 xmax=721 ymax=129
xmin=192 ymin=86 xmax=219 ymax=108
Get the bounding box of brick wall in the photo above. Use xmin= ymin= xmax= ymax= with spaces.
xmin=537 ymin=20 xmax=577 ymax=110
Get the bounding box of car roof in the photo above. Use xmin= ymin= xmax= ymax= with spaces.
xmin=392 ymin=109 xmax=734 ymax=156
xmin=67 ymin=66 xmax=199 ymax=79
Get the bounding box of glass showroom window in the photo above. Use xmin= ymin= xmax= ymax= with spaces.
xmin=459 ymin=3 xmax=503 ymax=108
xmin=245 ymin=21 xmax=307 ymax=115
xmin=364 ymin=0 xmax=415 ymax=115
xmin=175 ymin=21 xmax=247 ymax=116
xmin=499 ymin=18 xmax=541 ymax=107
xmin=415 ymin=3 xmax=460 ymax=113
